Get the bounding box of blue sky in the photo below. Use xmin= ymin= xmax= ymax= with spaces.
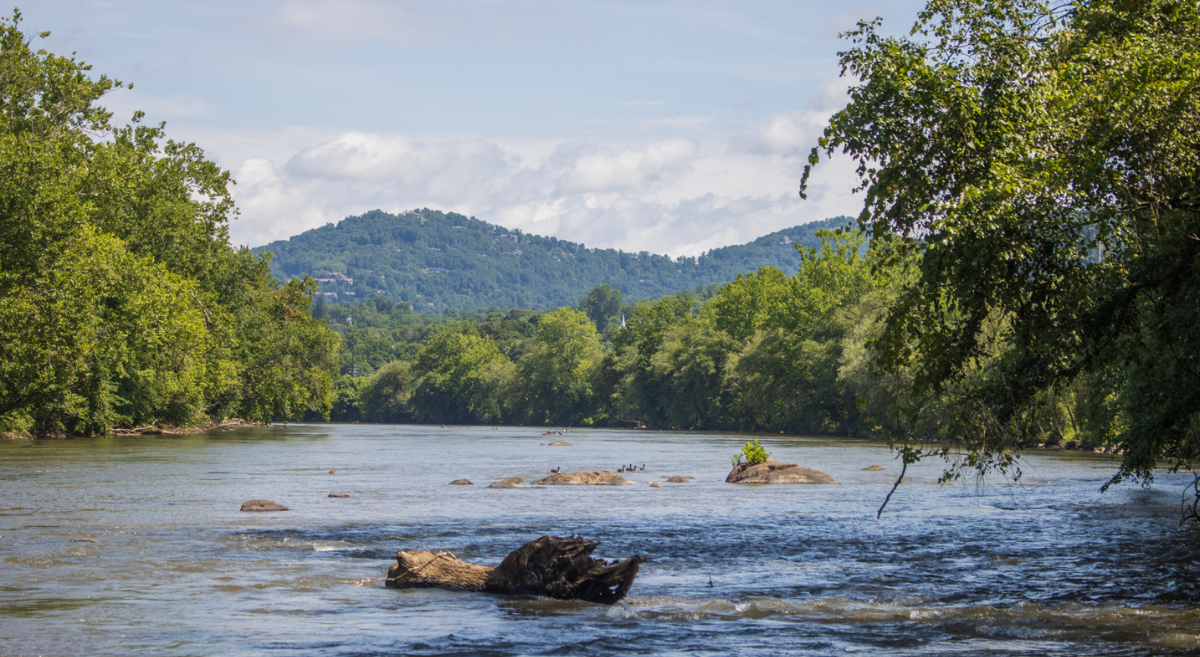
xmin=22 ymin=0 xmax=926 ymax=255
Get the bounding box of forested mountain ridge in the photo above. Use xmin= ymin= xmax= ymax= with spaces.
xmin=257 ymin=210 xmax=854 ymax=312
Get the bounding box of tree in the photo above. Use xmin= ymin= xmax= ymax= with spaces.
xmin=516 ymin=308 xmax=603 ymax=425
xmin=409 ymin=324 xmax=509 ymax=423
xmin=578 ymin=284 xmax=623 ymax=333
xmin=804 ymin=0 xmax=1200 ymax=490
xmin=358 ymin=362 xmax=412 ymax=422
xmin=0 ymin=12 xmax=339 ymax=434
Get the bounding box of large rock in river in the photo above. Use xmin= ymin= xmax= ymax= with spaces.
xmin=532 ymin=471 xmax=626 ymax=485
xmin=725 ymin=459 xmax=837 ymax=485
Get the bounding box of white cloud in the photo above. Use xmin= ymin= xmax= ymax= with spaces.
xmin=557 ymin=139 xmax=697 ymax=194
xmin=285 ymin=132 xmax=513 ymax=183
xmin=729 ymin=110 xmax=830 ymax=156
xmin=808 ymin=74 xmax=857 ymax=112
xmin=222 ymin=127 xmax=861 ymax=256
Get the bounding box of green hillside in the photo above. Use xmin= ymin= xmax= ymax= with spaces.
xmin=256 ymin=210 xmax=855 ymax=312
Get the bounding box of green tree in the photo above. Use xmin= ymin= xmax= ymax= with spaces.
xmin=804 ymin=0 xmax=1200 ymax=489
xmin=516 ymin=308 xmax=603 ymax=425
xmin=358 ymin=362 xmax=412 ymax=422
xmin=0 ymin=13 xmax=339 ymax=434
xmin=578 ymin=284 xmax=623 ymax=333
xmin=648 ymin=316 xmax=742 ymax=429
xmin=409 ymin=324 xmax=509 ymax=423
xmin=706 ymin=267 xmax=790 ymax=344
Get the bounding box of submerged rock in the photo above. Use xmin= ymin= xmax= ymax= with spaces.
xmin=862 ymin=465 xmax=885 ymax=471
xmin=531 ymin=471 xmax=626 ymax=485
xmin=725 ymin=459 xmax=837 ymax=485
xmin=488 ymin=477 xmax=526 ymax=489
xmin=648 ymin=482 xmax=664 ymax=488
xmin=328 ymin=492 xmax=350 ymax=498
xmin=547 ymin=441 xmax=572 ymax=446
xmin=71 ymin=538 xmax=101 ymax=544
xmin=665 ymin=476 xmax=694 ymax=483
xmin=240 ymin=500 xmax=289 ymax=511
xmin=448 ymin=479 xmax=474 ymax=485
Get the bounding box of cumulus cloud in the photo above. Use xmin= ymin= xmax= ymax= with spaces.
xmin=223 ymin=127 xmax=861 ymax=256
xmin=557 ymin=139 xmax=697 ymax=194
xmin=729 ymin=110 xmax=830 ymax=157
xmin=285 ymin=132 xmax=513 ymax=184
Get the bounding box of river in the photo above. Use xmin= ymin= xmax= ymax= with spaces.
xmin=2 ymin=424 xmax=1198 ymax=656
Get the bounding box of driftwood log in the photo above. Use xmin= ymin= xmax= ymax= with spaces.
xmin=385 ymin=535 xmax=646 ymax=604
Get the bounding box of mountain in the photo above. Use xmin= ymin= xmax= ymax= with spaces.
xmin=256 ymin=209 xmax=856 ymax=312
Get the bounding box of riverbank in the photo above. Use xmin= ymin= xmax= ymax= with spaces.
xmin=1 ymin=417 xmax=261 ymax=440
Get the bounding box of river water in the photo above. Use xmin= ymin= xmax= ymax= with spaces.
xmin=2 ymin=424 xmax=1198 ymax=656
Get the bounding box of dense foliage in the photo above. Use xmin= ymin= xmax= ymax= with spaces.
xmin=327 ymin=230 xmax=926 ymax=437
xmin=257 ymin=209 xmax=856 ymax=313
xmin=0 ymin=14 xmax=339 ymax=435
xmin=804 ymin=0 xmax=1200 ymax=492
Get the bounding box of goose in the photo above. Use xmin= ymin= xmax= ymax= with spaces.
xmin=551 ymin=466 xmax=561 ymax=473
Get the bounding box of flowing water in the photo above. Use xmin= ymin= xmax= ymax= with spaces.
xmin=2 ymin=424 xmax=1198 ymax=656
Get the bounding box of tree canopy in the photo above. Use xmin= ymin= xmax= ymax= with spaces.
xmin=804 ymin=0 xmax=1200 ymax=489
xmin=0 ymin=12 xmax=339 ymax=435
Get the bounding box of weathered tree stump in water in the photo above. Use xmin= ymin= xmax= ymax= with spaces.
xmin=386 ymin=550 xmax=493 ymax=591
xmin=385 ymin=535 xmax=646 ymax=604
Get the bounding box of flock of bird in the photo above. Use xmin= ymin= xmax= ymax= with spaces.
xmin=546 ymin=464 xmax=646 ymax=473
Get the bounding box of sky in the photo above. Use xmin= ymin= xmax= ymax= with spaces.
xmin=20 ymin=0 xmax=927 ymax=256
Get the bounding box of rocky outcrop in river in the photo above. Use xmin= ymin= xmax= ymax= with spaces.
xmin=725 ymin=460 xmax=837 ymax=484
xmin=488 ymin=477 xmax=528 ymax=488
xmin=240 ymin=500 xmax=289 ymax=511
xmin=531 ymin=471 xmax=626 ymax=485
